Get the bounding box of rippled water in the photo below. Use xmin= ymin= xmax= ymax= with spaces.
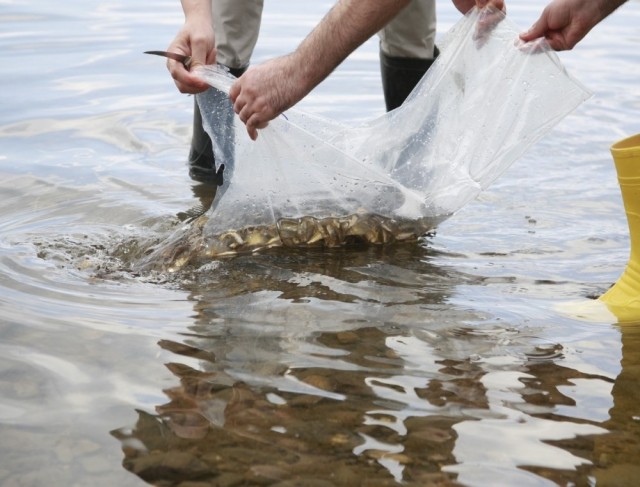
xmin=1 ymin=1 xmax=640 ymax=486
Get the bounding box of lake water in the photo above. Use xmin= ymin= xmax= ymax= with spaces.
xmin=1 ymin=1 xmax=640 ymax=486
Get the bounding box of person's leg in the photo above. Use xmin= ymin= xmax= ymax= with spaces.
xmin=377 ymin=0 xmax=438 ymax=112
xmin=188 ymin=0 xmax=264 ymax=184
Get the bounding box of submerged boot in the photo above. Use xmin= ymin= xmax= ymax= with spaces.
xmin=599 ymin=134 xmax=640 ymax=323
xmin=379 ymin=47 xmax=439 ymax=112
xmin=188 ymin=65 xmax=246 ymax=185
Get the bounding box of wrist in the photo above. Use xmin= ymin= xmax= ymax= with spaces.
xmin=181 ymin=0 xmax=212 ymax=23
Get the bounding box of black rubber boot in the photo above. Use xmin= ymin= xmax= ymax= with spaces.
xmin=188 ymin=65 xmax=247 ymax=185
xmin=380 ymin=46 xmax=439 ymax=112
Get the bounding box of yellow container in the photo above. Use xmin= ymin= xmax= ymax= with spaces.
xmin=599 ymin=134 xmax=640 ymax=323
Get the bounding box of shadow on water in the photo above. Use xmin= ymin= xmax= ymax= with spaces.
xmin=110 ymin=322 xmax=640 ymax=485
xmin=110 ymin=242 xmax=462 ymax=486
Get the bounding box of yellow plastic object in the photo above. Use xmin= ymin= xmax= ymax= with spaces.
xmin=598 ymin=134 xmax=640 ymax=323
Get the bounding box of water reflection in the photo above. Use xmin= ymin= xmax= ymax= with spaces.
xmin=111 ymin=241 xmax=640 ymax=486
xmin=592 ymin=325 xmax=640 ymax=486
xmin=2 ymin=0 xmax=640 ymax=485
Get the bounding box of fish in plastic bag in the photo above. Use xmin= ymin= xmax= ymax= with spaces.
xmin=141 ymin=8 xmax=590 ymax=271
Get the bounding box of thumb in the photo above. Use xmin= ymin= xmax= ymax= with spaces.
xmin=189 ymin=52 xmax=206 ymax=71
xmin=519 ymin=19 xmax=547 ymax=42
xmin=205 ymin=46 xmax=217 ymax=65
xmin=189 ymin=41 xmax=211 ymax=70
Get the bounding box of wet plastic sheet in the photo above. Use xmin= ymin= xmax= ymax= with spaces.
xmin=153 ymin=8 xmax=591 ymax=266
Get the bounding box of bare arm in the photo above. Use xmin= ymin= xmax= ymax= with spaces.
xmin=520 ymin=0 xmax=628 ymax=51
xmin=166 ymin=0 xmax=216 ymax=94
xmin=229 ymin=0 xmax=411 ymax=140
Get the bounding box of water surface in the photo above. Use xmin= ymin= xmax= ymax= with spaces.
xmin=1 ymin=1 xmax=640 ymax=486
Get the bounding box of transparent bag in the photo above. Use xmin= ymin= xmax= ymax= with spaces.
xmin=143 ymin=7 xmax=590 ymax=270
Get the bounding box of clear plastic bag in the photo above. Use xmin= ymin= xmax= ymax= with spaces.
xmin=143 ymin=7 xmax=591 ymax=269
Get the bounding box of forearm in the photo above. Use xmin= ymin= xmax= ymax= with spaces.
xmin=180 ymin=0 xmax=212 ymax=21
xmin=290 ymin=0 xmax=411 ymax=94
xmin=597 ymin=0 xmax=628 ymax=19
xmin=229 ymin=0 xmax=415 ymax=140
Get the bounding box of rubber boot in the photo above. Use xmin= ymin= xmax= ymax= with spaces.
xmin=188 ymin=65 xmax=246 ymax=185
xmin=598 ymin=134 xmax=640 ymax=323
xmin=379 ymin=47 xmax=439 ymax=112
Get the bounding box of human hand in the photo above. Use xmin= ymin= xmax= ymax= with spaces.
xmin=166 ymin=18 xmax=217 ymax=94
xmin=476 ymin=0 xmax=505 ymax=12
xmin=452 ymin=0 xmax=506 ymax=46
xmin=229 ymin=55 xmax=308 ymax=141
xmin=451 ymin=0 xmax=505 ymax=15
xmin=474 ymin=0 xmax=507 ymax=46
xmin=519 ymin=0 xmax=605 ymax=51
